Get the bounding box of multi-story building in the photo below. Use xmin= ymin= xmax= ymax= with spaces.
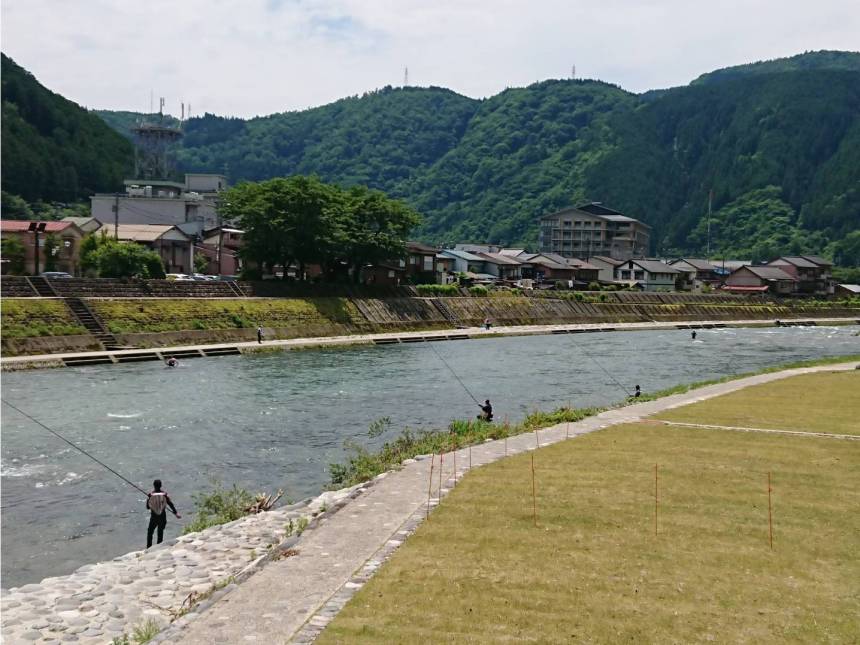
xmin=90 ymin=173 xmax=228 ymax=233
xmin=538 ymin=203 xmax=650 ymax=260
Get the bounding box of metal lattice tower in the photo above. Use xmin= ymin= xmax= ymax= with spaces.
xmin=132 ymin=100 xmax=183 ymax=180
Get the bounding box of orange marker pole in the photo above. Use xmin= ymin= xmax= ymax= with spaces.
xmin=439 ymin=451 xmax=443 ymax=497
xmin=426 ymin=454 xmax=435 ymax=519
xmin=566 ymin=400 xmax=571 ymax=439
xmin=535 ymin=429 xmax=540 ymax=448
xmin=654 ymin=463 xmax=659 ymax=537
xmin=767 ymin=471 xmax=773 ymax=550
xmin=504 ymin=436 xmax=508 ymax=456
xmin=531 ymin=453 xmax=537 ymax=527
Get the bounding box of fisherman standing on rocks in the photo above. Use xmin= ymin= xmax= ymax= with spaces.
xmin=146 ymin=479 xmax=181 ymax=548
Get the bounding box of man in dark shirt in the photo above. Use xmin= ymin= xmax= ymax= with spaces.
xmin=478 ymin=399 xmax=493 ymax=422
xmin=146 ymin=479 xmax=181 ymax=548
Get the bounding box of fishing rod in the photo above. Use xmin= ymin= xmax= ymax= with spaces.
xmin=564 ymin=333 xmax=633 ymax=398
xmin=426 ymin=341 xmax=483 ymax=407
xmin=1 ymin=399 xmax=148 ymax=496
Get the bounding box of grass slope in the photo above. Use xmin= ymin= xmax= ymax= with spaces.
xmin=319 ymin=371 xmax=860 ymax=643
xmin=0 ymin=299 xmax=86 ymax=337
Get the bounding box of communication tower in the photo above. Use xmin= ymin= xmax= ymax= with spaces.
xmin=404 ymin=66 xmax=409 ymax=87
xmin=132 ymin=97 xmax=183 ymax=180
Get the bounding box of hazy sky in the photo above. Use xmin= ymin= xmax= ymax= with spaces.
xmin=3 ymin=0 xmax=858 ymax=118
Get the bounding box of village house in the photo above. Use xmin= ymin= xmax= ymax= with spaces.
xmin=564 ymin=257 xmax=601 ymax=284
xmin=767 ymin=256 xmax=833 ymax=296
xmin=613 ymin=259 xmax=680 ymax=291
xmin=723 ymin=265 xmax=797 ymax=295
xmin=60 ymin=216 xmax=102 ymax=234
xmin=1 ymin=220 xmax=85 ymax=275
xmin=516 ymin=253 xmax=576 ymax=283
xmin=194 ymin=227 xmax=245 ymax=276
xmin=669 ymin=258 xmax=721 ymax=290
xmin=439 ymin=248 xmax=488 ymax=276
xmin=835 ymin=284 xmax=860 ymax=298
xmin=476 ymin=252 xmax=523 ymax=281
xmin=95 ymin=223 xmax=194 ymax=274
xmin=588 ymin=255 xmax=625 ymax=283
xmin=405 ymin=241 xmax=440 ymax=282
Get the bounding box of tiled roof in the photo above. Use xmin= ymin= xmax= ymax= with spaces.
xmin=1 ymin=220 xmax=78 ymax=232
xmin=96 ymin=223 xmax=188 ymax=242
xmin=744 ymin=266 xmax=797 ymax=281
xmin=478 ymin=252 xmax=523 ymax=265
xmin=772 ymin=256 xmax=819 ymax=269
xmin=440 ymin=248 xmax=484 ymax=261
xmin=622 ymin=259 xmax=680 ymax=274
xmin=671 ymin=258 xmax=717 ymax=271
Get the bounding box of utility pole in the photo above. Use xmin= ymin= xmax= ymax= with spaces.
xmin=114 ymin=193 xmax=120 ymax=240
xmin=706 ymin=189 xmax=712 ymax=258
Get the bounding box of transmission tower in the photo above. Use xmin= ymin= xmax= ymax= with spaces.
xmin=404 ymin=66 xmax=409 ymax=87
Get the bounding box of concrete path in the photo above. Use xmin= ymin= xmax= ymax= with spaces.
xmin=656 ymin=420 xmax=860 ymax=440
xmin=3 ymin=317 xmax=857 ymax=370
xmin=164 ymin=361 xmax=858 ymax=645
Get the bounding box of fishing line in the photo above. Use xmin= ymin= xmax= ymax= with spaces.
xmin=1 ymin=399 xmax=148 ymax=496
xmin=564 ymin=333 xmax=634 ymax=398
xmin=426 ymin=341 xmax=482 ymax=407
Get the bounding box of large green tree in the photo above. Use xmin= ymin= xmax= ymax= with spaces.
xmin=220 ymin=176 xmax=419 ymax=281
xmin=89 ymin=240 xmax=166 ymax=279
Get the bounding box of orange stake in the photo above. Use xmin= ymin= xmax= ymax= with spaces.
xmin=535 ymin=429 xmax=540 ymax=448
xmin=426 ymin=454 xmax=435 ymax=519
xmin=654 ymin=463 xmax=659 ymax=537
xmin=531 ymin=453 xmax=538 ymax=527
xmin=504 ymin=436 xmax=508 ymax=456
xmin=439 ymin=451 xmax=443 ymax=496
xmin=767 ymin=471 xmax=774 ymax=550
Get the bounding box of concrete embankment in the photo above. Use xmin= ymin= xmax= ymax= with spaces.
xmin=2 ymin=317 xmax=858 ymax=371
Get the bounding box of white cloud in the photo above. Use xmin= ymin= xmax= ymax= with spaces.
xmin=2 ymin=0 xmax=858 ymax=117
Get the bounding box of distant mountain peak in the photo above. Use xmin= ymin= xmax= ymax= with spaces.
xmin=691 ymin=50 xmax=860 ymax=85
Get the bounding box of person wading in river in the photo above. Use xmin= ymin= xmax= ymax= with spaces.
xmin=146 ymin=479 xmax=180 ymax=548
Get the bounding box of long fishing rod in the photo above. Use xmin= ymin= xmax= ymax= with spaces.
xmin=426 ymin=341 xmax=482 ymax=407
xmin=564 ymin=332 xmax=633 ymax=398
xmin=2 ymin=399 xmax=148 ymax=496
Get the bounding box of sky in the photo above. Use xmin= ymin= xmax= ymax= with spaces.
xmin=2 ymin=0 xmax=858 ymax=119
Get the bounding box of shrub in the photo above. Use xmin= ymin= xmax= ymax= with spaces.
xmin=468 ymin=285 xmax=489 ymax=297
xmin=588 ymin=281 xmax=601 ymax=291
xmin=182 ymin=481 xmax=255 ymax=534
xmin=416 ymin=284 xmax=460 ymax=296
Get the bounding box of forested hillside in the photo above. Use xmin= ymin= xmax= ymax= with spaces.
xmin=1 ymin=54 xmax=133 ymax=205
xmin=6 ymin=50 xmax=858 ymax=260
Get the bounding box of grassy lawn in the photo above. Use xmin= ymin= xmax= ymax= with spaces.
xmin=86 ymin=298 xmax=364 ymax=334
xmin=656 ymin=371 xmax=860 ymax=435
xmin=0 ymin=298 xmax=86 ymax=337
xmin=319 ymin=374 xmax=860 ymax=643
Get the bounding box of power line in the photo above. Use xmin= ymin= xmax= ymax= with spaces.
xmin=1 ymin=399 xmax=148 ymax=496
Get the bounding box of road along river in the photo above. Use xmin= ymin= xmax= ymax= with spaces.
xmin=2 ymin=324 xmax=857 ymax=587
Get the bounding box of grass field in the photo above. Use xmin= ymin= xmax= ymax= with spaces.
xmin=656 ymin=371 xmax=860 ymax=435
xmin=318 ymin=371 xmax=860 ymax=643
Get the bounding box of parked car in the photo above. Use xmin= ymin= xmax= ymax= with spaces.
xmin=166 ymin=273 xmax=194 ymax=281
xmin=40 ymin=271 xmax=73 ymax=279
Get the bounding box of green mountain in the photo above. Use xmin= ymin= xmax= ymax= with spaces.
xmin=14 ymin=50 xmax=860 ymax=258
xmin=1 ymin=53 xmax=133 ymax=204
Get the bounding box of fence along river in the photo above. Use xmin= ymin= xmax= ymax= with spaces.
xmin=2 ymin=325 xmax=858 ymax=587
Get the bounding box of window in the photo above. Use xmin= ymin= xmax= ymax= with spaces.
xmin=388 ymin=270 xmax=395 ymax=278
xmin=399 ymin=259 xmax=405 ymax=268
xmin=423 ymin=256 xmax=433 ymax=271
xmin=621 ymin=270 xmax=631 ymax=279
xmin=409 ymin=255 xmax=418 ymax=265
xmin=634 ymin=271 xmax=644 ymax=280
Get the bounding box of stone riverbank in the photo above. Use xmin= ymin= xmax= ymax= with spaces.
xmin=0 ymin=485 xmax=363 ymax=644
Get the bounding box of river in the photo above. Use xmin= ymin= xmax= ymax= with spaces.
xmin=1 ymin=324 xmax=857 ymax=587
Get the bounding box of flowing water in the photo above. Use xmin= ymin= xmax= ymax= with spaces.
xmin=1 ymin=325 xmax=857 ymax=587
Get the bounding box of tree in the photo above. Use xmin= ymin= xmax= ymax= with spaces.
xmin=1 ymin=236 xmax=26 ymax=274
xmin=833 ymin=230 xmax=860 ymax=266
xmin=90 ymin=240 xmax=166 ymax=278
xmin=42 ymin=233 xmax=59 ymax=271
xmin=79 ymin=230 xmax=111 ymax=276
xmin=220 ymin=176 xmax=418 ymax=282
xmin=194 ymin=252 xmax=209 ymax=274
xmin=1 ymin=191 xmax=33 ymax=220
xmin=340 ymin=186 xmax=421 ymax=282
